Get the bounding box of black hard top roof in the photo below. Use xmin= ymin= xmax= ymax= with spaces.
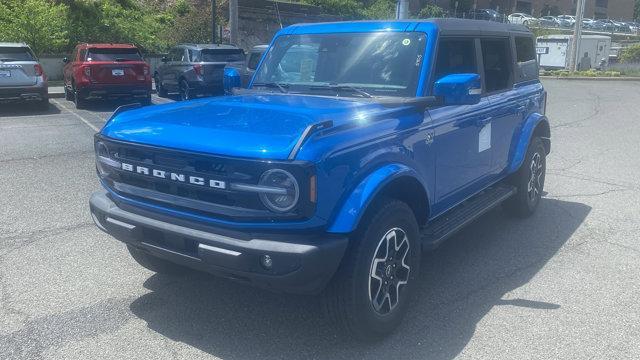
xmin=430 ymin=18 xmax=532 ymax=36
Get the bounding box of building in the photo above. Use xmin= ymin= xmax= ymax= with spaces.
xmin=425 ymin=0 xmax=636 ymax=20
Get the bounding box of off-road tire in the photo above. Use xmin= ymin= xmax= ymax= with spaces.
xmin=504 ymin=136 xmax=546 ymax=217
xmin=323 ymin=199 xmax=421 ymax=340
xmin=64 ymin=85 xmax=73 ymax=101
xmin=127 ymin=245 xmax=189 ymax=275
xmin=155 ymin=75 xmax=167 ymax=97
xmin=73 ymin=83 xmax=87 ymax=109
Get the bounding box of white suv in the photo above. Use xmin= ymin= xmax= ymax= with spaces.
xmin=508 ymin=13 xmax=538 ymax=26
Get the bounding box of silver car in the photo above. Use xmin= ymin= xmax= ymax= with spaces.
xmin=0 ymin=42 xmax=48 ymax=109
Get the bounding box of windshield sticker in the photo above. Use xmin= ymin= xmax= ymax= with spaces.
xmin=402 ymin=39 xmax=411 ymax=46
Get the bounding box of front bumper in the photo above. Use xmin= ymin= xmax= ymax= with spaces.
xmin=79 ymin=84 xmax=151 ymax=99
xmin=89 ymin=191 xmax=348 ymax=294
xmin=0 ymin=83 xmax=48 ymax=103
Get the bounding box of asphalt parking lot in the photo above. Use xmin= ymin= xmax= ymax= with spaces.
xmin=1 ymin=80 xmax=640 ymax=359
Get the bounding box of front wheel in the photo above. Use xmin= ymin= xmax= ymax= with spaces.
xmin=155 ymin=75 xmax=167 ymax=97
xmin=323 ymin=199 xmax=421 ymax=340
xmin=504 ymin=136 xmax=546 ymax=217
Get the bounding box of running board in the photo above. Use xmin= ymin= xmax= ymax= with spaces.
xmin=421 ymin=184 xmax=516 ymax=250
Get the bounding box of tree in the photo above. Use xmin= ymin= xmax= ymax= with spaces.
xmin=620 ymin=44 xmax=640 ymax=63
xmin=0 ymin=0 xmax=69 ymax=54
xmin=635 ymin=0 xmax=640 ymax=21
xmin=418 ymin=4 xmax=446 ymax=18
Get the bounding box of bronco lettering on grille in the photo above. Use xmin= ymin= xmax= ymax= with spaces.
xmin=121 ymin=162 xmax=227 ymax=189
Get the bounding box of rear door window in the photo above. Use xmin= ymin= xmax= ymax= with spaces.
xmin=0 ymin=47 xmax=35 ymax=62
xmin=86 ymin=48 xmax=142 ymax=62
xmin=197 ymin=49 xmax=245 ymax=62
xmin=481 ymin=38 xmax=512 ymax=93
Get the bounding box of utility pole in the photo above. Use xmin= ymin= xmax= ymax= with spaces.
xmin=396 ymin=0 xmax=409 ymax=19
xmin=211 ymin=0 xmax=216 ymax=43
xmin=229 ymin=0 xmax=238 ymax=45
xmin=569 ymin=0 xmax=586 ymax=71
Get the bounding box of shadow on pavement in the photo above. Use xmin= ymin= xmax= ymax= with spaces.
xmin=0 ymin=101 xmax=61 ymax=116
xmin=129 ymin=198 xmax=590 ymax=360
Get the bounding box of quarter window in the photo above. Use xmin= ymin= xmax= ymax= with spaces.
xmin=515 ymin=36 xmax=535 ymax=63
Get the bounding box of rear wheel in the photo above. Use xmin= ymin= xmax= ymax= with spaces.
xmin=323 ymin=199 xmax=420 ymax=340
xmin=179 ymin=80 xmax=192 ymax=101
xmin=141 ymin=93 xmax=152 ymax=106
xmin=504 ymin=136 xmax=546 ymax=217
xmin=72 ymin=83 xmax=87 ymax=109
xmin=155 ymin=74 xmax=167 ymax=97
xmin=127 ymin=245 xmax=189 ymax=275
xmin=64 ymin=85 xmax=73 ymax=101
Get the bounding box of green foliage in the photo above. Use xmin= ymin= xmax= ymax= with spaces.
xmin=541 ymin=69 xmax=622 ymax=77
xmin=0 ymin=0 xmax=69 ymax=54
xmin=540 ymin=4 xmax=560 ymax=17
xmin=635 ymin=0 xmax=640 ymax=22
xmin=418 ymin=4 xmax=446 ymax=19
xmin=305 ymin=0 xmax=397 ymax=19
xmin=620 ymin=44 xmax=640 ymax=64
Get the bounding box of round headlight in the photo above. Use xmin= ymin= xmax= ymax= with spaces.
xmin=258 ymin=169 xmax=299 ymax=212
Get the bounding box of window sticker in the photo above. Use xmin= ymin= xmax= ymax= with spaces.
xmin=479 ymin=123 xmax=491 ymax=152
xmin=402 ymin=38 xmax=411 ymax=46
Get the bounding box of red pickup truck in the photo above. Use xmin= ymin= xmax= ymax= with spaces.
xmin=63 ymin=43 xmax=151 ymax=108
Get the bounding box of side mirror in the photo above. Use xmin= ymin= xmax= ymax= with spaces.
xmin=433 ymin=73 xmax=482 ymax=106
xmin=161 ymin=56 xmax=168 ymax=63
xmin=223 ymin=67 xmax=241 ymax=95
xmin=62 ymin=57 xmax=69 ymax=63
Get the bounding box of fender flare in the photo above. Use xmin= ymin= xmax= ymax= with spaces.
xmin=327 ymin=163 xmax=426 ymax=234
xmin=508 ymin=113 xmax=550 ymax=174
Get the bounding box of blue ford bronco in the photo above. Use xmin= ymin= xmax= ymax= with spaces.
xmin=90 ymin=19 xmax=550 ymax=338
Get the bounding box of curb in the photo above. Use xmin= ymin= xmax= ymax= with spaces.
xmin=540 ymin=76 xmax=640 ymax=81
xmin=49 ymin=92 xmax=65 ymax=99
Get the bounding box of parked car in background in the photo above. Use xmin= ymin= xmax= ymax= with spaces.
xmin=613 ymin=21 xmax=631 ymax=33
xmin=581 ymin=18 xmax=596 ymax=29
xmin=628 ymin=22 xmax=640 ymax=34
xmin=508 ymin=13 xmax=538 ymax=26
xmin=468 ymin=9 xmax=505 ymax=22
xmin=224 ymin=44 xmax=267 ymax=90
xmin=0 ymin=42 xmax=48 ymax=109
xmin=155 ymin=44 xmax=245 ymax=101
xmin=539 ymin=16 xmax=559 ymax=27
xmin=557 ymin=15 xmax=576 ymax=28
xmin=592 ymin=19 xmax=617 ymax=32
xmin=63 ymin=43 xmax=151 ymax=109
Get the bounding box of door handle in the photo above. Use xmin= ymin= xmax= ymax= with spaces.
xmin=476 ymin=117 xmax=492 ymax=127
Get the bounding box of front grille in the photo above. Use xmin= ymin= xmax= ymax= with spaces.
xmin=97 ymin=136 xmax=314 ymax=221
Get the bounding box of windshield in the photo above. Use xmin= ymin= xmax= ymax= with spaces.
xmin=0 ymin=47 xmax=35 ymax=62
xmin=253 ymin=32 xmax=427 ymax=97
xmin=87 ymin=48 xmax=142 ymax=62
xmin=197 ymin=49 xmax=245 ymax=62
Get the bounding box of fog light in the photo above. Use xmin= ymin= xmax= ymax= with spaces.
xmin=260 ymin=255 xmax=273 ymax=270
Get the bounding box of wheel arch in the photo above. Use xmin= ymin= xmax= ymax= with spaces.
xmin=508 ymin=113 xmax=551 ymax=174
xmin=327 ymin=163 xmax=430 ymax=234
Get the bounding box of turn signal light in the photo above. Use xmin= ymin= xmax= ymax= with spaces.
xmin=34 ymin=64 xmax=44 ymax=77
xmin=193 ymin=64 xmax=202 ymax=76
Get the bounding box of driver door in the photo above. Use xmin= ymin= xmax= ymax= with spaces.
xmin=428 ymin=38 xmax=494 ymax=213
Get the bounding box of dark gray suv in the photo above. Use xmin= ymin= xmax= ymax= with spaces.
xmin=155 ymin=44 xmax=245 ymax=100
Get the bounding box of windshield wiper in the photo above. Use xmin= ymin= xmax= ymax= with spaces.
xmin=115 ymin=58 xmax=137 ymax=62
xmin=308 ymin=84 xmax=373 ymax=98
xmin=252 ymin=82 xmax=289 ymax=93
xmin=0 ymin=58 xmax=19 ymax=62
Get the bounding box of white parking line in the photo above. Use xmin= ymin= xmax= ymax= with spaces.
xmin=51 ymin=99 xmax=100 ymax=132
